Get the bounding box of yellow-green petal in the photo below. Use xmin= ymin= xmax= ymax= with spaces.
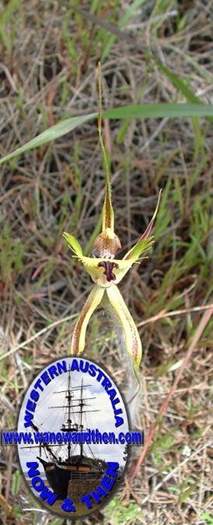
xmin=123 ymin=190 xmax=162 ymax=262
xmin=140 ymin=190 xmax=162 ymax=241
xmin=71 ymin=285 xmax=105 ymax=355
xmin=123 ymin=237 xmax=154 ymax=263
xmin=63 ymin=232 xmax=83 ymax=257
xmin=106 ymin=284 xmax=142 ymax=368
xmin=96 ymin=62 xmax=114 ymax=234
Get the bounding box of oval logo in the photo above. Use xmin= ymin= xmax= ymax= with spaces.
xmin=17 ymin=357 xmax=130 ymax=518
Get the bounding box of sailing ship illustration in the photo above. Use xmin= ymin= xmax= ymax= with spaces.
xmin=24 ymin=369 xmax=107 ymax=499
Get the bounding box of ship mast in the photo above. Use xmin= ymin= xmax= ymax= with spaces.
xmin=44 ymin=366 xmax=99 ymax=462
xmin=80 ymin=379 xmax=83 ymax=458
xmin=67 ymin=368 xmax=72 ymax=461
xmin=22 ymin=367 xmax=100 ymax=464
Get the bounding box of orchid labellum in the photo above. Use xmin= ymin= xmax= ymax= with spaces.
xmin=63 ymin=165 xmax=161 ymax=368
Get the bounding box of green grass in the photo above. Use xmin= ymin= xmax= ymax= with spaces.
xmin=0 ymin=1 xmax=212 ymax=524
xmin=0 ymin=0 xmax=22 ymax=52
xmin=104 ymin=497 xmax=142 ymax=524
xmin=0 ymin=224 xmax=25 ymax=285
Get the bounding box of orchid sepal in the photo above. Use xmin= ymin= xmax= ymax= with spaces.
xmin=70 ymin=285 xmax=105 ymax=355
xmin=106 ymin=284 xmax=142 ymax=368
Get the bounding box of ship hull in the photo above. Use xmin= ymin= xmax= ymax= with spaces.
xmin=38 ymin=456 xmax=106 ymax=499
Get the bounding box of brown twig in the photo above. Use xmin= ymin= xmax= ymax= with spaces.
xmin=137 ymin=303 xmax=213 ymax=327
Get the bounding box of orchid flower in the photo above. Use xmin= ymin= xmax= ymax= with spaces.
xmin=63 ymin=168 xmax=161 ymax=368
xmin=64 ymin=64 xmax=161 ymax=368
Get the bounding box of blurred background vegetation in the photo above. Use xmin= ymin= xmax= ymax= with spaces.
xmin=0 ymin=1 xmax=212 ymax=524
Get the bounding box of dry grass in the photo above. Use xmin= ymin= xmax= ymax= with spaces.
xmin=0 ymin=1 xmax=213 ymax=524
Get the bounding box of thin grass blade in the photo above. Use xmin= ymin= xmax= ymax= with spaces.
xmin=104 ymin=103 xmax=213 ymax=119
xmin=0 ymin=113 xmax=97 ymax=166
xmin=1 ymin=104 xmax=213 ymax=166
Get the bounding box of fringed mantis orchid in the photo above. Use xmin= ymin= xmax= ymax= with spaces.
xmin=63 ymin=167 xmax=161 ymax=369
xmin=63 ymin=65 xmax=161 ymax=370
